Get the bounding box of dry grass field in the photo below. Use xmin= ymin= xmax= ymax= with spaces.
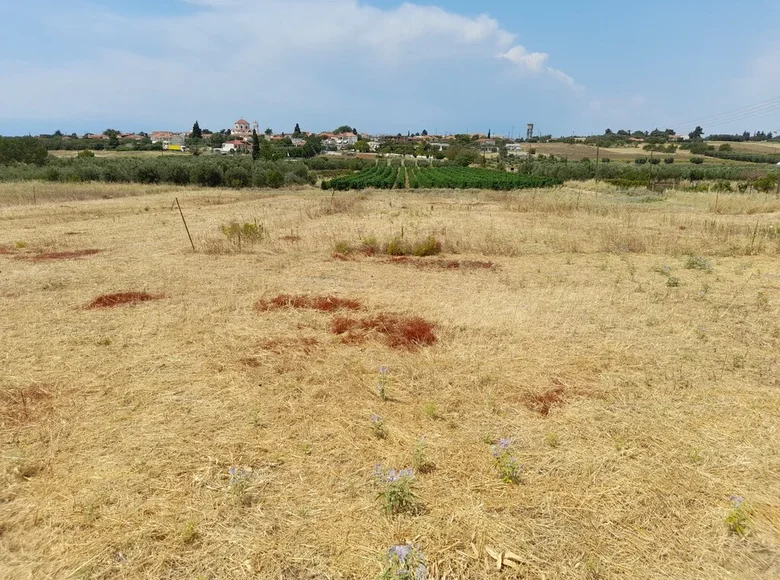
xmin=1 ymin=181 xmax=779 ymax=580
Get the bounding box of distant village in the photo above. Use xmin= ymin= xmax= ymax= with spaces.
xmin=59 ymin=118 xmax=530 ymax=157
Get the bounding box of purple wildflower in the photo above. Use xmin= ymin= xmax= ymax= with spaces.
xmin=388 ymin=544 xmax=412 ymax=563
xmin=730 ymin=495 xmax=745 ymax=506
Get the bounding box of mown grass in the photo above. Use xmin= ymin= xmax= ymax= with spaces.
xmin=0 ymin=181 xmax=778 ymax=579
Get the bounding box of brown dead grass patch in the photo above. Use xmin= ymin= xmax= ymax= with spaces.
xmin=330 ymin=313 xmax=437 ymax=349
xmin=255 ymin=294 xmax=361 ymax=313
xmin=526 ymin=379 xmax=568 ymax=416
xmin=86 ymin=292 xmax=162 ymax=309
xmin=280 ymin=235 xmax=302 ymax=242
xmin=332 ymin=252 xmax=356 ymax=261
xmin=0 ymin=385 xmax=53 ymax=427
xmin=17 ymin=249 xmax=102 ymax=261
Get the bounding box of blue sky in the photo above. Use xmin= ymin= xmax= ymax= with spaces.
xmin=2 ymin=0 xmax=780 ymax=137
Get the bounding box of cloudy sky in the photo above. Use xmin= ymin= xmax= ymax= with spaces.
xmin=1 ymin=0 xmax=780 ymax=136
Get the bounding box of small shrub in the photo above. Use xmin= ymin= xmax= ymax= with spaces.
xmin=411 ymin=235 xmax=442 ymax=257
xmin=635 ymin=157 xmax=648 ymax=165
xmin=374 ymin=465 xmax=418 ymax=515
xmin=712 ymin=180 xmax=732 ymax=192
xmin=221 ymin=221 xmax=264 ymax=247
xmin=360 ymin=236 xmax=380 ymax=256
xmin=719 ymin=143 xmax=733 ymax=152
xmin=76 ymin=150 xmax=95 ymax=158
xmin=664 ymin=156 xmax=675 ymax=164
xmin=385 ymin=237 xmax=407 ymax=256
xmin=370 ymin=414 xmax=387 ymax=439
xmin=725 ymin=496 xmax=751 ymax=536
xmin=690 ymin=156 xmax=705 ymax=164
xmin=380 ymin=544 xmax=427 ymax=580
xmin=491 ymin=438 xmax=523 ymax=484
xmin=227 ymin=466 xmax=255 ymax=507
xmin=333 ymin=240 xmax=353 ymax=254
xmin=422 ymin=402 xmax=439 ymax=420
xmin=649 ymin=157 xmax=661 ymax=165
xmin=181 ymin=521 xmax=199 ymax=545
xmin=685 ymin=256 xmax=712 ymax=271
xmin=412 ymin=437 xmax=435 ymax=474
xmin=666 ymin=276 xmax=681 ymax=287
xmin=546 ymin=432 xmax=560 ymax=448
xmin=378 ymin=366 xmax=389 ymax=401
xmin=225 ymin=166 xmax=252 ymax=189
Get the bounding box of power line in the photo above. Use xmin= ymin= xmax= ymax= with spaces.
xmin=673 ymin=95 xmax=780 ymax=131
xmin=675 ymin=95 xmax=780 ymax=126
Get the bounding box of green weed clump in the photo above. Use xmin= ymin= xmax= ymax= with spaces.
xmin=332 ymin=234 xmax=442 ymax=258
xmin=725 ymin=496 xmax=751 ymax=536
xmin=221 ymin=221 xmax=264 ymax=247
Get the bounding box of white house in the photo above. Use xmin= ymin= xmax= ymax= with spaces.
xmin=506 ymin=143 xmax=525 ymax=156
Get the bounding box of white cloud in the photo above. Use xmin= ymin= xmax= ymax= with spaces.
xmin=500 ymin=45 xmax=549 ymax=73
xmin=0 ymin=0 xmax=579 ymax=130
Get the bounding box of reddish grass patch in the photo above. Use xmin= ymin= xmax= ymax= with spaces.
xmin=0 ymin=385 xmax=53 ymax=427
xmin=87 ymin=292 xmax=162 ymax=309
xmin=388 ymin=257 xmax=495 ymax=270
xmin=256 ymin=294 xmax=361 ymax=313
xmin=17 ymin=249 xmax=102 ymax=261
xmin=332 ymin=253 xmax=355 ymax=261
xmin=0 ymin=245 xmax=16 ymax=255
xmin=526 ymin=380 xmax=567 ymax=416
xmin=280 ymin=235 xmax=301 ymax=242
xmin=330 ymin=313 xmax=437 ymax=350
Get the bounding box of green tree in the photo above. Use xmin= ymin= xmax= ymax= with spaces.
xmin=252 ymin=129 xmax=260 ymax=161
xmin=261 ymin=137 xmax=274 ymax=161
xmin=191 ymin=120 xmax=202 ymax=140
xmin=108 ymin=133 xmax=119 ymax=149
xmin=487 ymin=129 xmax=491 ymax=139
xmin=265 ymin=127 xmax=273 ymax=136
xmin=354 ymin=140 xmax=370 ymax=153
xmin=421 ymin=129 xmax=428 ymax=136
xmin=293 ymin=123 xmax=301 ymax=137
xmin=689 ymin=126 xmax=704 ymax=141
xmin=334 ymin=125 xmax=353 ymax=135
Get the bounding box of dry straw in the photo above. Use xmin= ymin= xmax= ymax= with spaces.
xmin=0 ymin=181 xmax=778 ymax=579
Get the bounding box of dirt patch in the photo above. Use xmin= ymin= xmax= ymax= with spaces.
xmin=330 ymin=313 xmax=437 ymax=350
xmin=260 ymin=337 xmax=320 ymax=354
xmin=388 ymin=257 xmax=495 ymax=270
xmin=0 ymin=385 xmax=54 ymax=427
xmin=17 ymin=249 xmax=102 ymax=261
xmin=256 ymin=294 xmax=361 ymax=313
xmin=86 ymin=292 xmax=162 ymax=309
xmin=526 ymin=380 xmax=567 ymax=416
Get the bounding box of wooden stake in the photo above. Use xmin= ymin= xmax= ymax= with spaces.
xmin=175 ymin=197 xmax=196 ymax=251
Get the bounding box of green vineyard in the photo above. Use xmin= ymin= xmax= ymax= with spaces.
xmin=322 ymin=166 xmax=563 ymax=190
